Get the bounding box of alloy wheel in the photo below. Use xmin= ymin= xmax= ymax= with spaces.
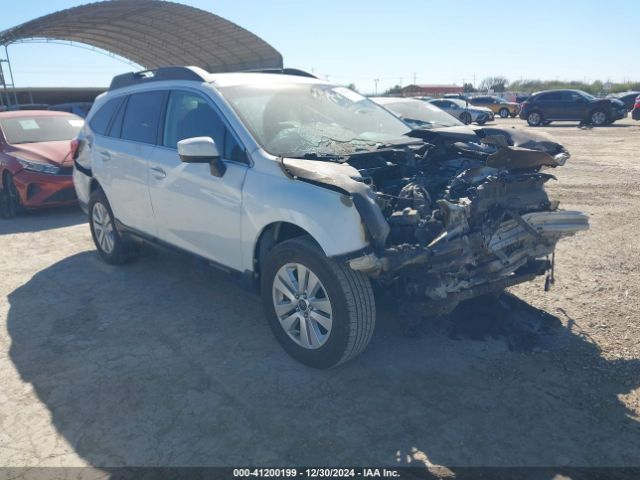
xmin=92 ymin=202 xmax=115 ymax=254
xmin=272 ymin=262 xmax=333 ymax=349
xmin=591 ymin=111 xmax=607 ymax=126
xmin=528 ymin=112 xmax=541 ymax=125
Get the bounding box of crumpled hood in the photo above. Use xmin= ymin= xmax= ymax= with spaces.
xmin=9 ymin=141 xmax=73 ymax=167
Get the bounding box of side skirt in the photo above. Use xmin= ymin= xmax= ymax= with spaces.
xmin=114 ymin=219 xmax=258 ymax=293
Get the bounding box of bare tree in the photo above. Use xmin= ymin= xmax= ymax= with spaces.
xmin=479 ymin=76 xmax=509 ymax=92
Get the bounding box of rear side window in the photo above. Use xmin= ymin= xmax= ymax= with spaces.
xmin=108 ymin=97 xmax=127 ymax=138
xmin=121 ymin=91 xmax=166 ymax=144
xmin=89 ymin=97 xmax=123 ymax=135
xmin=536 ymin=92 xmax=562 ymax=102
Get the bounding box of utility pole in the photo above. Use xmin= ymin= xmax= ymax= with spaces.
xmin=373 ymin=78 xmax=379 ymax=95
xmin=412 ymin=72 xmax=417 ymax=85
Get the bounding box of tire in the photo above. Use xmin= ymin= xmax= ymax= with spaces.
xmin=0 ymin=173 xmax=24 ymax=219
xmin=527 ymin=111 xmax=543 ymax=126
xmin=459 ymin=112 xmax=472 ymax=125
xmin=261 ymin=236 xmax=376 ymax=369
xmin=88 ymin=188 xmax=139 ymax=265
xmin=476 ymin=118 xmax=487 ymax=125
xmin=499 ymin=108 xmax=510 ymax=118
xmin=590 ymin=109 xmax=608 ymax=126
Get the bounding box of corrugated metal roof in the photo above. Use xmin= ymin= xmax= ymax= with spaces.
xmin=0 ymin=0 xmax=283 ymax=72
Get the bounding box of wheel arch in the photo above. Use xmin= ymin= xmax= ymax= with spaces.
xmin=252 ymin=222 xmax=323 ymax=278
xmin=89 ymin=178 xmax=102 ymax=194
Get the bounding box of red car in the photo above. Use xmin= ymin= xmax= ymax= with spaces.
xmin=0 ymin=111 xmax=83 ymax=217
xmin=633 ymin=95 xmax=640 ymax=121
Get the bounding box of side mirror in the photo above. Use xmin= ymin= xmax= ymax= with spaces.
xmin=177 ymin=136 xmax=226 ymax=177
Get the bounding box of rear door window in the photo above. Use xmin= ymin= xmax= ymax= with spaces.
xmin=89 ymin=97 xmax=123 ymax=136
xmin=536 ymin=92 xmax=562 ymax=102
xmin=121 ymin=91 xmax=167 ymax=144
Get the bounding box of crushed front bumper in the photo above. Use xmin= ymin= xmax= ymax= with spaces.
xmin=348 ymin=209 xmax=588 ymax=307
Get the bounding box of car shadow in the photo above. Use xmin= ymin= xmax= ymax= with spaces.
xmin=0 ymin=206 xmax=86 ymax=235
xmin=6 ymin=250 xmax=640 ymax=470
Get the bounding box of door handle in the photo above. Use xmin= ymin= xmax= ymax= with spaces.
xmin=150 ymin=166 xmax=166 ymax=179
xmin=99 ymin=151 xmax=111 ymax=162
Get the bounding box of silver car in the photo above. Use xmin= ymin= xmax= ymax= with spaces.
xmin=428 ymin=98 xmax=494 ymax=125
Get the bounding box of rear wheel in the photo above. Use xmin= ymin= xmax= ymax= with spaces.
xmin=261 ymin=236 xmax=376 ymax=368
xmin=499 ymin=107 xmax=510 ymax=118
xmin=459 ymin=112 xmax=472 ymax=125
xmin=88 ymin=188 xmax=139 ymax=265
xmin=0 ymin=173 xmax=24 ymax=219
xmin=527 ymin=111 xmax=543 ymax=126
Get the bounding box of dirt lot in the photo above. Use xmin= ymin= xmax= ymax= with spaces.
xmin=0 ymin=117 xmax=639 ymax=472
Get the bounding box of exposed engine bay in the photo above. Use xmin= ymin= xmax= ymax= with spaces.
xmin=280 ymin=126 xmax=589 ymax=312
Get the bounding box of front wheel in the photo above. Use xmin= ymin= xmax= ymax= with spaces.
xmin=88 ymin=188 xmax=139 ymax=265
xmin=0 ymin=173 xmax=24 ymax=219
xmin=499 ymin=108 xmax=510 ymax=118
xmin=261 ymin=236 xmax=376 ymax=368
xmin=591 ymin=110 xmax=608 ymax=126
xmin=459 ymin=112 xmax=472 ymax=125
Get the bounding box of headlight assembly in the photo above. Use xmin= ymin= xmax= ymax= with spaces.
xmin=15 ymin=156 xmax=60 ymax=175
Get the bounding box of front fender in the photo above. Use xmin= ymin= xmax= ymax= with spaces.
xmin=240 ymin=168 xmax=369 ymax=272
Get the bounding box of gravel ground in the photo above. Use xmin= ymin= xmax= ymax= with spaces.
xmin=0 ymin=117 xmax=638 ymax=473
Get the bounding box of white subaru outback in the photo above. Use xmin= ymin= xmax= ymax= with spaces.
xmin=73 ymin=66 xmax=588 ymax=368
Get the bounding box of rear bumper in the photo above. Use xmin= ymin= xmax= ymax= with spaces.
xmin=13 ymin=170 xmax=77 ymax=208
xmin=633 ymin=109 xmax=640 ymax=121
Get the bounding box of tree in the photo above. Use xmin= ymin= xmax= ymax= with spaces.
xmin=479 ymin=76 xmax=509 ymax=93
xmin=463 ymin=83 xmax=476 ymax=93
xmin=384 ymin=85 xmax=403 ymax=96
xmin=345 ymin=83 xmax=358 ymax=92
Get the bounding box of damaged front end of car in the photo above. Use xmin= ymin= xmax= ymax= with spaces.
xmin=280 ymin=127 xmax=588 ymax=315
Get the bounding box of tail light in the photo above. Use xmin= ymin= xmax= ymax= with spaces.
xmin=520 ymin=101 xmax=528 ymax=110
xmin=634 ymin=98 xmax=640 ymax=109
xmin=70 ymin=138 xmax=80 ymax=160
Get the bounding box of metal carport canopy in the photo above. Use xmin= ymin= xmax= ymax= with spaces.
xmin=0 ymin=0 xmax=283 ymax=72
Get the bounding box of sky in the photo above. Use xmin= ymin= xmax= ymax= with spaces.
xmin=0 ymin=0 xmax=637 ymax=93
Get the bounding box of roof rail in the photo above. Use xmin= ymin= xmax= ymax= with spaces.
xmin=244 ymin=68 xmax=318 ymax=79
xmin=109 ymin=66 xmax=209 ymax=90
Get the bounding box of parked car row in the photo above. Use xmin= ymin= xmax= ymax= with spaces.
xmin=0 ymin=68 xmax=594 ymax=367
xmin=408 ymin=89 xmax=633 ymax=127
